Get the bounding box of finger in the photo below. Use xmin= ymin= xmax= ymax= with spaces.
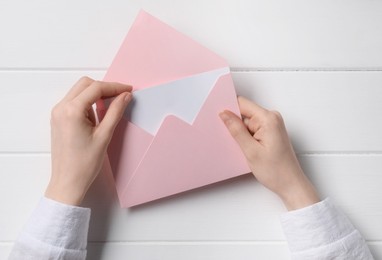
xmin=95 ymin=99 xmax=106 ymax=122
xmin=96 ymin=92 xmax=132 ymax=145
xmin=238 ymin=96 xmax=268 ymax=120
xmin=74 ymin=81 xmax=132 ymax=109
xmin=243 ymin=115 xmax=261 ymax=134
xmin=63 ymin=76 xmax=95 ymax=101
xmin=87 ymin=106 xmax=97 ymax=126
xmin=219 ymin=110 xmax=261 ymax=160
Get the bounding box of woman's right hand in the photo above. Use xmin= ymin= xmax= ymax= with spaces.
xmin=220 ymin=96 xmax=320 ymax=210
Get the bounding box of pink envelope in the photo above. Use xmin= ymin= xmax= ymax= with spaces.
xmin=99 ymin=10 xmax=251 ymax=207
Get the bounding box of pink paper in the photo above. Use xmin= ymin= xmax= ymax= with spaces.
xmin=101 ymin=10 xmax=251 ymax=207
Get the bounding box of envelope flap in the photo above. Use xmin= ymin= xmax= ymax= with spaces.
xmin=104 ymin=10 xmax=228 ymax=90
xmin=122 ymin=114 xmax=250 ymax=207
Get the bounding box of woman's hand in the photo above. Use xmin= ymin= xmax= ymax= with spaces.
xmin=220 ymin=96 xmax=319 ymax=210
xmin=45 ymin=77 xmax=132 ymax=206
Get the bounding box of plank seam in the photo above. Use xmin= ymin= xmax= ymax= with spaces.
xmin=0 ymin=241 xmax=381 ymax=245
xmin=0 ymin=68 xmax=107 ymax=72
xmin=231 ymin=67 xmax=382 ymax=72
xmin=1 ymin=152 xmax=382 ymax=156
xmin=1 ymin=68 xmax=382 ymax=72
xmin=298 ymin=151 xmax=382 ymax=156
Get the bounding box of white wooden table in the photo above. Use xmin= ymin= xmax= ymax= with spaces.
xmin=1 ymin=1 xmax=382 ymax=259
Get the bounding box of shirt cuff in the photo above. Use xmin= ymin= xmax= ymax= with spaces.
xmin=21 ymin=196 xmax=91 ymax=250
xmin=280 ymin=198 xmax=355 ymax=253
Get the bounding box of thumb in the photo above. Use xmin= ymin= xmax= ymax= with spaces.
xmin=219 ymin=110 xmax=260 ymax=160
xmin=97 ymin=92 xmax=132 ymax=144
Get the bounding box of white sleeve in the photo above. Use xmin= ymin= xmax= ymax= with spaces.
xmin=280 ymin=198 xmax=374 ymax=260
xmin=8 ymin=197 xmax=91 ymax=260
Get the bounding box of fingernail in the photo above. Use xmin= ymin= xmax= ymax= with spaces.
xmin=124 ymin=92 xmax=132 ymax=103
xmin=219 ymin=111 xmax=231 ymax=123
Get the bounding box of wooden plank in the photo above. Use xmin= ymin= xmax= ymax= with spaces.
xmin=0 ymin=155 xmax=50 ymax=242
xmin=85 ymin=242 xmax=291 ymax=260
xmin=0 ymin=71 xmax=103 ymax=152
xmin=1 ymin=242 xmax=381 ymax=260
xmin=0 ymin=245 xmax=11 ymax=260
xmin=1 ymin=71 xmax=382 ymax=152
xmin=1 ymin=155 xmax=381 ymax=242
xmin=0 ymin=243 xmax=290 ymax=260
xmin=0 ymin=0 xmax=382 ymax=68
xmin=233 ymin=71 xmax=382 ymax=153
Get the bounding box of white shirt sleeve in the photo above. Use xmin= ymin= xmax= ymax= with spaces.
xmin=280 ymin=198 xmax=374 ymax=260
xmin=8 ymin=197 xmax=91 ymax=260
